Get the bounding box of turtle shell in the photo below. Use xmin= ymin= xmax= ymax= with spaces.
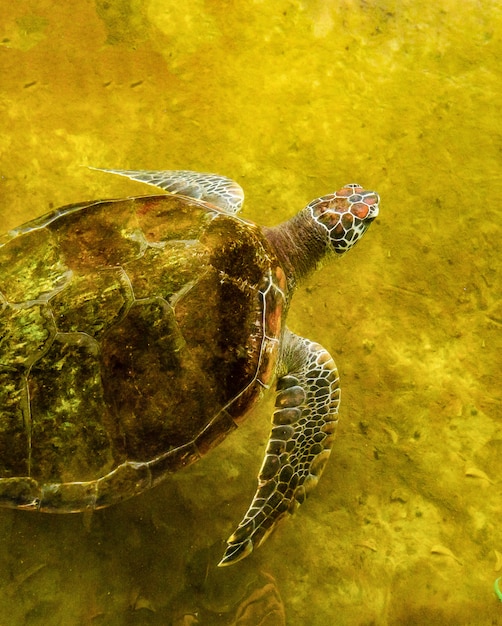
xmin=0 ymin=194 xmax=287 ymax=511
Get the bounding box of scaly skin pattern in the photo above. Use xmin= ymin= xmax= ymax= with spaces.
xmin=307 ymin=184 xmax=379 ymax=254
xmin=220 ymin=331 xmax=340 ymax=565
xmin=91 ymin=168 xmax=245 ymax=215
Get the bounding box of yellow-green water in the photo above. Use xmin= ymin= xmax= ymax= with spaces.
xmin=0 ymin=0 xmax=501 ymax=624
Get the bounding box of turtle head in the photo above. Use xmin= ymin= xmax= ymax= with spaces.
xmin=307 ymin=184 xmax=379 ymax=255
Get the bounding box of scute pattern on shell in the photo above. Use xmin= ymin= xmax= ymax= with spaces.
xmin=0 ymin=194 xmax=286 ymax=511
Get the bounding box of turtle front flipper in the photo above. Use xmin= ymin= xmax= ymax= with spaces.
xmin=219 ymin=330 xmax=340 ymax=566
xmin=89 ymin=167 xmax=245 ymax=214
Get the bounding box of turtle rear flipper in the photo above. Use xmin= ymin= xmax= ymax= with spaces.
xmin=219 ymin=330 xmax=340 ymax=566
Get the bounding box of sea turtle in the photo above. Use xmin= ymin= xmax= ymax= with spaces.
xmin=0 ymin=169 xmax=379 ymax=566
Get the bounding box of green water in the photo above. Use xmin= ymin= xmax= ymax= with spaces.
xmin=0 ymin=0 xmax=501 ymax=624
